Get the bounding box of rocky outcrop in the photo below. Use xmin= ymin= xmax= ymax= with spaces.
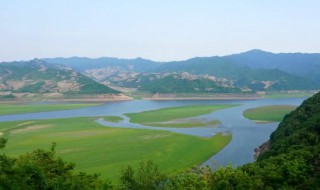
xmin=254 ymin=140 xmax=270 ymax=161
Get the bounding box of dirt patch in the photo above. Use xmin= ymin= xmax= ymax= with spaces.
xmin=0 ymin=132 xmax=3 ymax=136
xmin=57 ymin=81 xmax=80 ymax=92
xmin=38 ymin=65 xmax=47 ymax=72
xmin=262 ymin=81 xmax=272 ymax=89
xmin=254 ymin=120 xmax=274 ymax=124
xmin=11 ymin=124 xmax=52 ymax=134
xmin=6 ymin=80 xmax=29 ymax=90
xmin=42 ymin=93 xmax=64 ymax=98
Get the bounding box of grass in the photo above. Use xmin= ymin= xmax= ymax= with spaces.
xmin=0 ymin=117 xmax=231 ymax=182
xmin=243 ymin=105 xmax=297 ymax=122
xmin=264 ymin=92 xmax=315 ymax=99
xmin=125 ymin=104 xmax=238 ymax=126
xmin=102 ymin=116 xmax=124 ymax=123
xmin=146 ymin=120 xmax=221 ymax=128
xmin=0 ymin=103 xmax=98 ymax=115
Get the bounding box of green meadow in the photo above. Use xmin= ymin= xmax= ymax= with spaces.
xmin=243 ymin=105 xmax=296 ymax=122
xmin=0 ymin=117 xmax=231 ymax=182
xmin=125 ymin=104 xmax=238 ymax=127
xmin=264 ymin=93 xmax=314 ymax=99
xmin=102 ymin=116 xmax=124 ymax=122
xmin=148 ymin=120 xmax=221 ymax=128
xmin=0 ymin=103 xmax=98 ymax=115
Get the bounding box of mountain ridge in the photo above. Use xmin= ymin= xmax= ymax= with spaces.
xmin=0 ymin=59 xmax=119 ymax=95
xmin=2 ymin=49 xmax=320 ymax=96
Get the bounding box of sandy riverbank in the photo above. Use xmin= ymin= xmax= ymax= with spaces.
xmin=144 ymin=93 xmax=263 ymax=100
xmin=0 ymin=93 xmax=133 ymax=104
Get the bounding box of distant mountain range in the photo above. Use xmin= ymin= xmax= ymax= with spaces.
xmin=225 ymin=49 xmax=320 ymax=81
xmin=43 ymin=57 xmax=160 ymax=72
xmin=0 ymin=59 xmax=119 ymax=95
xmin=44 ymin=50 xmax=320 ymax=93
xmin=1 ymin=50 xmax=319 ymax=96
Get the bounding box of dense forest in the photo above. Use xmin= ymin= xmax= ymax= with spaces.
xmin=1 ymin=92 xmax=320 ymax=189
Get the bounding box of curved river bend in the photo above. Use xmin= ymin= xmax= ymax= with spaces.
xmin=0 ymin=98 xmax=306 ymax=168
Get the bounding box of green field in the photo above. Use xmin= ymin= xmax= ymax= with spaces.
xmin=148 ymin=120 xmax=221 ymax=128
xmin=0 ymin=103 xmax=98 ymax=115
xmin=264 ymin=92 xmax=314 ymax=99
xmin=243 ymin=105 xmax=296 ymax=122
xmin=0 ymin=117 xmax=231 ymax=182
xmin=102 ymin=116 xmax=124 ymax=122
xmin=125 ymin=104 xmax=238 ymax=127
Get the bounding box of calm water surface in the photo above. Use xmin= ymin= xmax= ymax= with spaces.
xmin=0 ymin=98 xmax=306 ymax=168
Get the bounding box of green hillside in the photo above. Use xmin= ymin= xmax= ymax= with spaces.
xmin=155 ymin=59 xmax=318 ymax=91
xmin=138 ymin=76 xmax=241 ymax=93
xmin=0 ymin=59 xmax=119 ymax=94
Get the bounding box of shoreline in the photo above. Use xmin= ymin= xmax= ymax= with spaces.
xmin=0 ymin=93 xmax=133 ymax=104
xmin=144 ymin=96 xmax=262 ymax=100
xmin=0 ymin=98 xmax=133 ymax=104
xmin=0 ymin=93 xmax=263 ymax=103
xmin=1 ymin=91 xmax=314 ymax=103
xmin=143 ymin=93 xmax=263 ymax=100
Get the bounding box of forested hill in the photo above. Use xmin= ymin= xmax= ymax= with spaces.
xmin=259 ymin=91 xmax=320 ymax=160
xmin=239 ymin=92 xmax=320 ymax=189
xmin=153 ymin=57 xmax=317 ymax=91
xmin=225 ymin=49 xmax=320 ymax=82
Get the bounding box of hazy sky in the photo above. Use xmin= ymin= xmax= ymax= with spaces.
xmin=1 ymin=0 xmax=320 ymax=61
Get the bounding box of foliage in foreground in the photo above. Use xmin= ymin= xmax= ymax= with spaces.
xmin=0 ymin=141 xmax=112 ymax=190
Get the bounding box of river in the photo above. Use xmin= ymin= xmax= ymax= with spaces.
xmin=0 ymin=97 xmax=306 ymax=168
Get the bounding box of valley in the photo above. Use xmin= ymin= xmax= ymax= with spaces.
xmin=0 ymin=97 xmax=303 ymax=183
xmin=0 ymin=50 xmax=319 ymax=188
xmin=2 ymin=1 xmax=320 ymax=188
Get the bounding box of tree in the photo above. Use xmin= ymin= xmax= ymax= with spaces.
xmin=119 ymin=160 xmax=166 ymax=190
xmin=0 ymin=139 xmax=112 ymax=190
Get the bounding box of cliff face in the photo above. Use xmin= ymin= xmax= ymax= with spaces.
xmin=254 ymin=140 xmax=270 ymax=161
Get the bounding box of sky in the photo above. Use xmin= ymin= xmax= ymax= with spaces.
xmin=1 ymin=0 xmax=320 ymax=62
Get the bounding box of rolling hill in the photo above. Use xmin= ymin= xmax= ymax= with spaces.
xmin=153 ymin=57 xmax=318 ymax=91
xmin=112 ymin=72 xmax=241 ymax=93
xmin=0 ymin=59 xmax=119 ymax=94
